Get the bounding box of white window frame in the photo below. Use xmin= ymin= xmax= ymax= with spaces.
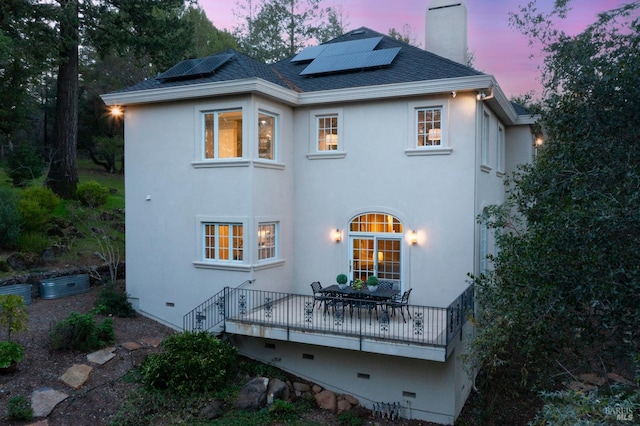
xmin=307 ymin=108 xmax=345 ymax=159
xmin=481 ymin=111 xmax=491 ymax=171
xmin=496 ymin=125 xmax=505 ymax=175
xmin=257 ymin=222 xmax=278 ymax=261
xmin=194 ymin=216 xmax=250 ymax=271
xmin=258 ymin=110 xmax=277 ymax=161
xmin=405 ymin=100 xmax=452 ymax=156
xmin=192 ymin=101 xmax=250 ymax=169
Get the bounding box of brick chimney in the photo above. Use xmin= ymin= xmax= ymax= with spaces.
xmin=425 ymin=0 xmax=468 ymax=65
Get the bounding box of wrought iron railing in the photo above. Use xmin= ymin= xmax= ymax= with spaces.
xmin=182 ymin=279 xmax=254 ymax=333
xmin=184 ymin=284 xmax=474 ymax=349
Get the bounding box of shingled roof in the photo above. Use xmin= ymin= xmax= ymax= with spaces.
xmin=114 ymin=27 xmax=485 ymax=95
xmin=271 ymin=27 xmax=484 ymax=92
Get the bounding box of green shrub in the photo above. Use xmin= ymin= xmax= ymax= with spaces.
xmin=0 ymin=188 xmax=21 ymax=249
xmin=140 ymin=331 xmax=237 ymax=396
xmin=0 ymin=341 xmax=25 ymax=368
xmin=93 ymin=283 xmax=136 ymax=318
xmin=0 ymin=295 xmax=28 ymax=340
xmin=7 ymin=395 xmax=33 ymax=421
xmin=268 ymin=399 xmax=297 ymax=422
xmin=6 ymin=143 xmax=44 ymax=187
xmin=17 ymin=231 xmax=49 ymax=254
xmin=77 ymin=180 xmax=109 ymax=208
xmin=338 ymin=410 xmax=363 ymax=426
xmin=17 ymin=186 xmax=60 ymax=231
xmin=49 ymin=312 xmax=114 ymax=352
xmin=531 ymin=386 xmax=640 ymax=425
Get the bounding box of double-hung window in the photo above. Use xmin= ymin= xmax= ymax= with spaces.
xmin=317 ymin=114 xmax=339 ymax=151
xmin=204 ymin=223 xmax=244 ymax=262
xmin=497 ymin=126 xmax=505 ymax=174
xmin=203 ymin=110 xmax=243 ymax=159
xmin=258 ymin=112 xmax=276 ymax=160
xmin=257 ymin=222 xmax=277 ymax=261
xmin=416 ymin=107 xmax=442 ymax=147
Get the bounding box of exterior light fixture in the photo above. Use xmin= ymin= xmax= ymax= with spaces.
xmin=333 ymin=229 xmax=342 ymax=243
xmin=110 ymin=106 xmax=123 ymax=117
xmin=451 ymin=91 xmax=456 ymax=98
xmin=409 ymin=230 xmax=418 ymax=245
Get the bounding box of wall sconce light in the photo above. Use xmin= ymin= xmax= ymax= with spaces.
xmin=110 ymin=106 xmax=123 ymax=117
xmin=409 ymin=230 xmax=418 ymax=245
xmin=451 ymin=91 xmax=456 ymax=98
xmin=333 ymin=229 xmax=342 ymax=243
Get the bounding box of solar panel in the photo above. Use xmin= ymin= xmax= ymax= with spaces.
xmin=300 ymin=47 xmax=401 ymax=75
xmin=291 ymin=45 xmax=328 ymax=62
xmin=291 ymin=36 xmax=382 ymax=62
xmin=157 ymin=53 xmax=234 ymax=81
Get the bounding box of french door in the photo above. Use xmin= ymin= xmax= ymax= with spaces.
xmin=350 ymin=236 xmax=402 ymax=289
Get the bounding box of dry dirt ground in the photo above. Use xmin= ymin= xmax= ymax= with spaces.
xmin=0 ymin=283 xmax=175 ymax=425
xmin=0 ymin=283 xmax=443 ymax=426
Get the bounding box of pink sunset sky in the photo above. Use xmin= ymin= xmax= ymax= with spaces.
xmin=200 ymin=0 xmax=632 ymax=98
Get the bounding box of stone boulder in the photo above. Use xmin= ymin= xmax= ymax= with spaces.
xmin=234 ymin=377 xmax=269 ymax=410
xmin=314 ymin=389 xmax=337 ymax=411
xmin=266 ymin=377 xmax=290 ymax=404
xmin=199 ymin=399 xmax=224 ymax=420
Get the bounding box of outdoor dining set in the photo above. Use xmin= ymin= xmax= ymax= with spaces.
xmin=310 ymin=281 xmax=412 ymax=324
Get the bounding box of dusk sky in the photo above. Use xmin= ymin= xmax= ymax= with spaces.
xmin=200 ymin=0 xmax=632 ymax=98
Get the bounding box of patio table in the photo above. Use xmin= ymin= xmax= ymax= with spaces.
xmin=319 ymin=285 xmax=399 ymax=301
xmin=319 ymin=285 xmax=400 ymax=323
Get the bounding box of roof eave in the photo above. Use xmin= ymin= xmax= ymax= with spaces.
xmin=100 ymin=78 xmax=299 ymax=107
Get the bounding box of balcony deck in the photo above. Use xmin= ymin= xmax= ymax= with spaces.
xmin=184 ymin=286 xmax=473 ymax=362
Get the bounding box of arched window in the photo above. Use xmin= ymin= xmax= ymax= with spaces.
xmin=349 ymin=213 xmax=404 ymax=290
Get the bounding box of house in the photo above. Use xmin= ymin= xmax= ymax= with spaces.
xmin=101 ymin=1 xmax=536 ymax=423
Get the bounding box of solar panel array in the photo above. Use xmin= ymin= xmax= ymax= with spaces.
xmin=292 ymin=36 xmax=400 ymax=75
xmin=157 ymin=53 xmax=234 ymax=81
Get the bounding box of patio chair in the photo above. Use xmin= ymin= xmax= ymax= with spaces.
xmin=377 ymin=281 xmax=394 ymax=290
xmin=386 ymin=288 xmax=412 ymax=323
xmin=310 ymin=281 xmax=334 ymax=317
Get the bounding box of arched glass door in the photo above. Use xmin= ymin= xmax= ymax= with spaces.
xmin=349 ymin=213 xmax=403 ymax=290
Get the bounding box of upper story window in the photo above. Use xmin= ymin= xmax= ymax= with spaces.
xmin=204 ymin=223 xmax=244 ymax=262
xmin=481 ymin=111 xmax=490 ymax=170
xmin=307 ymin=108 xmax=345 ymax=159
xmin=317 ymin=114 xmax=339 ymax=151
xmin=497 ymin=126 xmax=505 ymax=174
xmin=417 ymin=107 xmax=442 ymax=147
xmin=203 ymin=110 xmax=243 ymax=159
xmin=257 ymin=222 xmax=277 ymax=261
xmin=258 ymin=112 xmax=276 ymax=160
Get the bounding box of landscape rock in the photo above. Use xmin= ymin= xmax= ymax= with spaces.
xmin=315 ymin=389 xmax=337 ymax=411
xmin=312 ymin=384 xmax=322 ymax=393
xmin=337 ymin=398 xmax=352 ymax=413
xmin=293 ymin=382 xmax=310 ymax=392
xmin=234 ymin=377 xmax=269 ymax=409
xmin=59 ymin=364 xmax=93 ymax=389
xmin=344 ymin=394 xmax=360 ymax=406
xmin=7 ymin=253 xmax=44 ymax=271
xmin=87 ymin=347 xmax=116 ymax=365
xmin=121 ymin=341 xmax=143 ymax=351
xmin=199 ymin=399 xmax=224 ymax=420
xmin=31 ymin=388 xmax=69 ymax=418
xmin=578 ymin=373 xmax=606 ymax=386
xmin=267 ymin=377 xmax=290 ymax=404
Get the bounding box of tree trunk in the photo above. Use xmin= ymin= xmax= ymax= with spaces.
xmin=46 ymin=0 xmax=79 ymax=199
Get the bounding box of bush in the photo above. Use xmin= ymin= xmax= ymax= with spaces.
xmin=7 ymin=395 xmax=33 ymax=421
xmin=49 ymin=312 xmax=114 ymax=352
xmin=0 ymin=295 xmax=28 ymax=340
xmin=140 ymin=331 xmax=237 ymax=396
xmin=77 ymin=180 xmax=109 ymax=208
xmin=17 ymin=186 xmax=60 ymax=231
xmin=17 ymin=231 xmax=49 ymax=254
xmin=268 ymin=399 xmax=297 ymax=422
xmin=6 ymin=143 xmax=44 ymax=187
xmin=338 ymin=410 xmax=363 ymax=426
xmin=0 ymin=188 xmax=21 ymax=249
xmin=93 ymin=283 xmax=136 ymax=318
